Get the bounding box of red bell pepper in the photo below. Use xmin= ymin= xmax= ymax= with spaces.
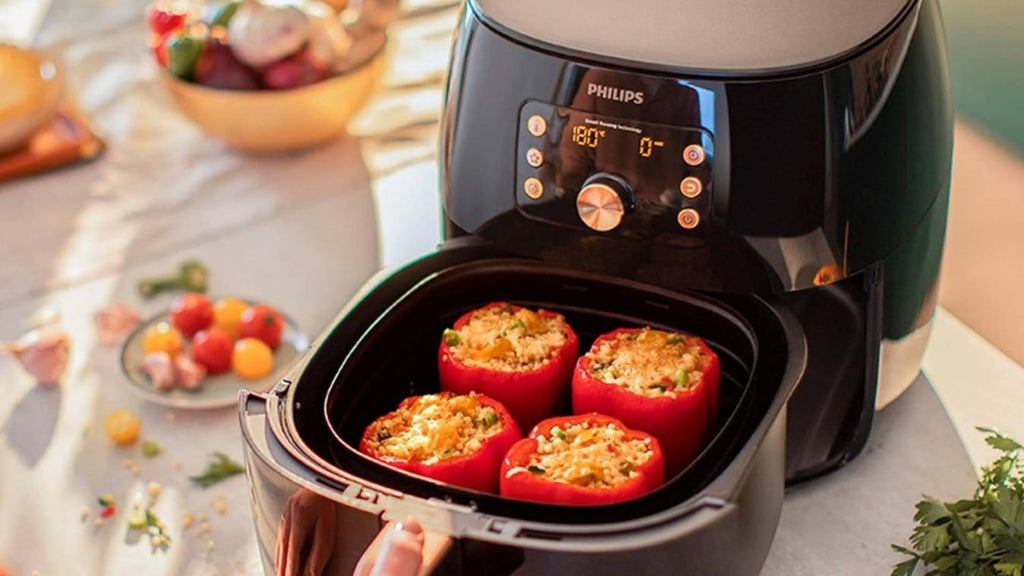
xmin=438 ymin=302 xmax=579 ymax=430
xmin=500 ymin=413 xmax=665 ymax=506
xmin=571 ymin=327 xmax=720 ymax=475
xmin=359 ymin=392 xmax=522 ymax=493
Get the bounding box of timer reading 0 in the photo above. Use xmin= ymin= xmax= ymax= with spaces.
xmin=571 ymin=125 xmax=605 ymax=148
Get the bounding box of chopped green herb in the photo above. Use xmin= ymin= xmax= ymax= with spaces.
xmin=97 ymin=494 xmax=116 ymax=507
xmin=891 ymin=427 xmax=1024 ymax=576
xmin=443 ymin=328 xmax=461 ymax=347
xmin=190 ymin=452 xmax=245 ymax=488
xmin=619 ymin=462 xmax=635 ymax=474
xmin=144 ymin=507 xmax=171 ymax=549
xmin=480 ymin=412 xmax=499 ymax=428
xmin=527 ymin=465 xmax=545 ymax=474
xmin=651 ymin=385 xmax=667 ymax=393
xmin=511 ymin=319 xmax=526 ymax=331
xmin=667 ymin=335 xmax=683 ymax=344
xmin=672 ymin=370 xmax=689 ymax=387
xmin=138 ymin=260 xmax=209 ymax=298
xmin=141 ymin=440 xmax=162 ymax=458
xmin=551 ymin=427 xmax=568 ymax=441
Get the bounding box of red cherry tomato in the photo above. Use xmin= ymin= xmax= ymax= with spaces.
xmin=146 ymin=1 xmax=188 ymax=37
xmin=170 ymin=293 xmax=214 ymax=338
xmin=191 ymin=328 xmax=233 ymax=374
xmin=239 ymin=305 xmax=284 ymax=349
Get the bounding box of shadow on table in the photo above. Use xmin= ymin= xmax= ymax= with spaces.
xmin=3 ymin=384 xmax=62 ymax=468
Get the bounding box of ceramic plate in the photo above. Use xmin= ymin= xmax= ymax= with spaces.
xmin=120 ymin=302 xmax=308 ymax=409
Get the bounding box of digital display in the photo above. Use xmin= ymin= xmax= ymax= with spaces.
xmin=569 ymin=122 xmax=666 ymax=158
xmin=538 ymin=105 xmax=712 ymax=206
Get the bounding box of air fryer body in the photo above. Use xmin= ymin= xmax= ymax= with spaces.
xmin=441 ymin=0 xmax=952 ymax=481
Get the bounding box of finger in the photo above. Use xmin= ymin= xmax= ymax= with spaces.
xmin=305 ymin=511 xmax=337 ymax=576
xmin=370 ymin=528 xmax=424 ymax=576
xmin=286 ymin=508 xmax=313 ymax=576
xmin=396 ymin=518 xmax=423 ymax=540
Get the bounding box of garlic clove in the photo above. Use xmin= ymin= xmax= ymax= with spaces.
xmin=141 ymin=352 xmax=176 ymax=391
xmin=6 ymin=329 xmax=70 ymax=385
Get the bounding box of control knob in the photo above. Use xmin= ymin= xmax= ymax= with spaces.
xmin=575 ymin=173 xmax=635 ymax=232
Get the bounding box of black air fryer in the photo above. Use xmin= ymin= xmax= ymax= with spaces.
xmin=239 ymin=1 xmax=953 ymax=574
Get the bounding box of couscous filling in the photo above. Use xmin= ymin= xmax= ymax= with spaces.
xmin=586 ymin=327 xmax=713 ymax=399
xmin=505 ymin=421 xmax=654 ymax=488
xmin=444 ymin=304 xmax=569 ymax=372
xmin=364 ymin=393 xmax=503 ymax=464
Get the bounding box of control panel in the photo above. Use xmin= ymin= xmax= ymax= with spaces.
xmin=516 ymin=100 xmax=714 ymax=233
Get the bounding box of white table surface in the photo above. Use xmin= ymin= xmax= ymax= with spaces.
xmin=1 ymin=1 xmax=1022 ymax=575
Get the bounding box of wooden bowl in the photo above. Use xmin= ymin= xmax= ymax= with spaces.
xmin=0 ymin=46 xmax=63 ymax=155
xmin=162 ymin=48 xmax=385 ymax=152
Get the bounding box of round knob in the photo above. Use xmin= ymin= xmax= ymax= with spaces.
xmin=576 ymin=174 xmax=635 ymax=232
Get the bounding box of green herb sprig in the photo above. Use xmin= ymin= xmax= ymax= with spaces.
xmin=892 ymin=427 xmax=1024 ymax=576
xmin=190 ymin=452 xmax=245 ymax=488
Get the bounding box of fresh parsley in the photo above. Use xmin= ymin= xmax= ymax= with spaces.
xmin=190 ymin=452 xmax=245 ymax=488
xmin=892 ymin=427 xmax=1024 ymax=576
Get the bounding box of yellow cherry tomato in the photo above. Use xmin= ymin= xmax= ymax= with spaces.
xmin=104 ymin=408 xmax=141 ymax=445
xmin=142 ymin=321 xmax=183 ymax=357
xmin=232 ymin=337 xmax=274 ymax=380
xmin=213 ymin=297 xmax=248 ymax=340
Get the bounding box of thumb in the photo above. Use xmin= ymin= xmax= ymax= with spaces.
xmin=369 ymin=521 xmax=425 ymax=576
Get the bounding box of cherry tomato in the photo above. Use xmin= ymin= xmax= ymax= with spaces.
xmin=239 ymin=305 xmax=284 ymax=350
xmin=146 ymin=0 xmax=188 ymax=37
xmin=191 ymin=328 xmax=234 ymax=374
xmin=232 ymin=338 xmax=274 ymax=380
xmin=104 ymin=408 xmax=141 ymax=445
xmin=212 ymin=297 xmax=248 ymax=340
xmin=170 ymin=293 xmax=213 ymax=338
xmin=142 ymin=322 xmax=183 ymax=357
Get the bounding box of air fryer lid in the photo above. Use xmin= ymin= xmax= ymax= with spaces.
xmin=310 ymin=254 xmax=803 ymax=523
xmin=469 ymin=0 xmax=916 ymax=73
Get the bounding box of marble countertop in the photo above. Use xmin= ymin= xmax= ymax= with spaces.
xmin=1 ymin=1 xmax=1022 ymax=574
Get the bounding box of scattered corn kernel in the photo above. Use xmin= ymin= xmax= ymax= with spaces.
xmin=94 ymin=518 xmax=103 ymax=527
xmin=147 ymin=482 xmax=162 ymax=498
xmin=206 ymin=540 xmax=216 ymax=550
xmin=183 ymin=510 xmax=195 ymax=529
xmin=81 ymin=505 xmax=91 ymax=520
xmin=213 ymin=500 xmax=227 ymax=515
xmin=198 ymin=513 xmax=207 ymax=522
xmin=173 ymin=461 xmax=183 ymax=470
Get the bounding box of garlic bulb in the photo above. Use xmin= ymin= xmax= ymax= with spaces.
xmin=303 ymin=0 xmax=352 ymax=70
xmin=229 ymin=0 xmax=311 ymax=68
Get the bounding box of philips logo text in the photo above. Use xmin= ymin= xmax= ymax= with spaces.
xmin=587 ymin=83 xmax=644 ymax=104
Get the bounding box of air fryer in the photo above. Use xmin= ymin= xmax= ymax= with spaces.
xmin=239 ymin=0 xmax=953 ymax=574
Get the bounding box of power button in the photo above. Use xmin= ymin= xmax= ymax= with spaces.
xmin=677 ymin=208 xmax=701 ymax=230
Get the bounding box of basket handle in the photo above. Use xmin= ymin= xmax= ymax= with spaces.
xmin=354 ymin=520 xmax=454 ymax=576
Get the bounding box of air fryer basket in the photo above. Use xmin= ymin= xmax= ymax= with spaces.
xmin=318 ymin=258 xmax=777 ymax=522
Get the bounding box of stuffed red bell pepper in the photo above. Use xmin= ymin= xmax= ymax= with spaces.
xmin=359 ymin=392 xmax=522 ymax=493
xmin=571 ymin=327 xmax=720 ymax=475
xmin=500 ymin=413 xmax=664 ymax=506
xmin=438 ymin=302 xmax=579 ymax=430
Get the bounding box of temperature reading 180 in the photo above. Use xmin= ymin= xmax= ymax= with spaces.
xmin=638 ymin=136 xmax=664 ymax=158
xmin=571 ymin=125 xmax=605 ymax=148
